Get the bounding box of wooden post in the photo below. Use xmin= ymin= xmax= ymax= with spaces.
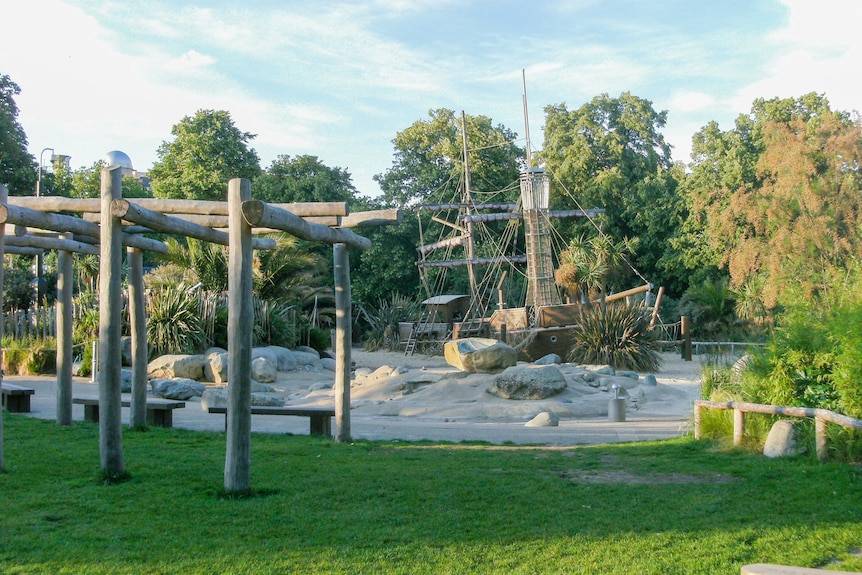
xmin=0 ymin=184 xmax=6 ymax=470
xmin=694 ymin=402 xmax=702 ymax=440
xmin=680 ymin=315 xmax=692 ymax=361
xmin=500 ymin=323 xmax=507 ymax=345
xmin=815 ymin=416 xmax=828 ymax=461
xmin=99 ymin=166 xmax=125 ymax=478
xmin=649 ymin=286 xmax=665 ymax=329
xmin=333 ymin=243 xmax=352 ymax=443
xmin=225 ymin=178 xmax=254 ymax=494
xmin=733 ymin=408 xmax=744 ymax=446
xmin=56 ymin=233 xmax=74 ymax=426
xmin=127 ymin=247 xmax=148 ymax=428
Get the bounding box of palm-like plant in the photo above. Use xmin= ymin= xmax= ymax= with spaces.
xmin=555 ymin=234 xmax=636 ymax=305
xmin=146 ymin=282 xmax=206 ymax=357
xmin=568 ymin=301 xmax=662 ymax=372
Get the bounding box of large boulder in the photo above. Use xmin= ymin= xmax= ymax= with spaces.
xmin=205 ymin=352 xmax=229 ymax=384
xmin=444 ymin=337 xmax=517 ymax=374
xmin=525 ymin=411 xmax=560 ymax=427
xmin=151 ymin=377 xmax=206 ymax=400
xmin=763 ymin=420 xmax=802 ymax=458
xmin=121 ymin=336 xmax=133 ymax=366
xmin=266 ymin=346 xmax=298 ymax=372
xmin=487 ymin=364 xmax=567 ymax=400
xmin=121 ymin=369 xmax=132 ymax=393
xmin=293 ymin=350 xmax=323 ymax=371
xmin=251 ymin=356 xmax=278 ymax=383
xmin=148 ymin=354 xmax=207 ymax=381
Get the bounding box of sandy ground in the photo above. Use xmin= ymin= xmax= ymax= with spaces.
xmin=9 ymin=350 xmax=707 ymax=446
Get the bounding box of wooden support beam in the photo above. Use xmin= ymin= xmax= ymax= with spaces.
xmin=225 ymin=178 xmax=254 ymax=495
xmin=333 ymin=243 xmax=352 ymax=443
xmin=111 ymin=199 xmax=276 ymax=251
xmin=0 ymin=184 xmax=6 ymax=470
xmin=127 ymin=247 xmax=148 ymax=428
xmin=2 ymin=245 xmax=43 ymax=256
xmin=339 ymin=208 xmax=402 ymax=228
xmin=7 ymin=196 xmax=350 ymax=217
xmin=5 ymin=234 xmax=100 ymax=255
xmin=98 ymin=166 xmax=125 ymax=478
xmin=241 ymin=200 xmax=371 ymax=251
xmin=0 ymin=203 xmax=168 ymax=254
xmin=56 ymin=233 xmax=74 ymax=426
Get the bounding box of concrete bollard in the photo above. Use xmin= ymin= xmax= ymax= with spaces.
xmin=608 ymin=383 xmax=626 ymax=422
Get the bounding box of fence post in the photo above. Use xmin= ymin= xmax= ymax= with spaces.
xmin=815 ymin=416 xmax=828 ymax=461
xmin=680 ymin=315 xmax=692 ymax=361
xmin=733 ymin=407 xmax=744 ymax=446
xmin=694 ymin=402 xmax=702 ymax=440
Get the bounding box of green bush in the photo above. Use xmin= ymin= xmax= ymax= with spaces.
xmin=146 ymin=283 xmax=206 ymax=357
xmin=363 ymin=294 xmax=422 ymax=352
xmin=567 ymin=301 xmax=662 ymax=372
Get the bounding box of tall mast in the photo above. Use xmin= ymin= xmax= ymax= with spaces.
xmin=522 ymin=69 xmax=532 ymax=169
xmin=460 ymin=110 xmax=478 ymax=313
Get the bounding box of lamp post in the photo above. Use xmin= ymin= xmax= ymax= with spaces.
xmin=34 ymin=148 xmax=55 ymax=304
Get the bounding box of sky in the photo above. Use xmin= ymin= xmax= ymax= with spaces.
xmin=2 ymin=0 xmax=860 ymax=198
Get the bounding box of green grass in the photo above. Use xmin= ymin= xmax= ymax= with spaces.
xmin=1 ymin=415 xmax=860 ymax=574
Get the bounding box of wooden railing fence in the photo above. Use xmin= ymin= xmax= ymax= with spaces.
xmin=1 ymin=303 xmax=93 ymax=341
xmin=694 ymin=399 xmax=862 ymax=460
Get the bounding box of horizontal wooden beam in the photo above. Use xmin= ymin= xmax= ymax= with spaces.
xmin=3 ymin=245 xmax=43 ymax=256
xmin=8 ymin=196 xmax=350 ymax=217
xmin=0 ymin=203 xmax=168 ymax=254
xmin=339 ymin=209 xmax=402 ymax=228
xmin=112 ymin=199 xmax=276 ymax=250
xmin=5 ymin=234 xmax=100 ymax=255
xmin=241 ymin=200 xmax=371 ymax=251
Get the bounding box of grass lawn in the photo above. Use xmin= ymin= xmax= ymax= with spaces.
xmin=0 ymin=414 xmax=860 ymax=574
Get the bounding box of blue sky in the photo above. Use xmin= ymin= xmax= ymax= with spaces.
xmin=2 ymin=0 xmax=859 ymax=197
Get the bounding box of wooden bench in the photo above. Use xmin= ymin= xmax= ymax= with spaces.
xmin=206 ymin=405 xmax=335 ymax=436
xmin=72 ymin=396 xmax=185 ymax=428
xmin=742 ymin=564 xmax=862 ymax=574
xmin=2 ymin=383 xmax=36 ymax=413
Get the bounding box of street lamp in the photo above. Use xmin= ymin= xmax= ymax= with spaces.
xmin=33 ymin=147 xmax=55 ymax=304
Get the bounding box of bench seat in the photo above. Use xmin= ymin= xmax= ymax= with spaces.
xmin=206 ymin=405 xmax=335 ymax=436
xmin=2 ymin=383 xmax=36 ymax=413
xmin=72 ymin=396 xmax=185 ymax=428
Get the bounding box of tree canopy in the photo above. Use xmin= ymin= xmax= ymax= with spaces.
xmin=149 ymin=109 xmax=261 ymax=201
xmin=541 ymin=92 xmax=685 ymax=292
xmin=0 ymin=74 xmax=36 ymax=194
xmin=253 ymin=154 xmax=358 ymax=204
xmin=374 ymin=108 xmax=522 ymax=207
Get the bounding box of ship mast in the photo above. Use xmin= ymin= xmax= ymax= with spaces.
xmin=460 ymin=110 xmax=478 ymax=316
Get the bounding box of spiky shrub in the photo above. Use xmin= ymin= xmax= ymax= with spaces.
xmin=364 ymin=294 xmax=422 ymax=352
xmin=253 ymin=297 xmax=297 ymax=349
xmin=567 ymin=301 xmax=662 ymax=372
xmin=146 ymin=283 xmax=206 ymax=358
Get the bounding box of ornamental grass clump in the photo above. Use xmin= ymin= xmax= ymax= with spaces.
xmin=568 ymin=301 xmax=662 ymax=372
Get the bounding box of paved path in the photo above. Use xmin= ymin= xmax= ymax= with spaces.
xmin=4 ymin=374 xmax=697 ymax=446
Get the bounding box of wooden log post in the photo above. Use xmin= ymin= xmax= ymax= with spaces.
xmin=733 ymin=407 xmax=745 ymax=446
xmin=0 ymin=184 xmax=6 ymax=470
xmin=225 ymin=178 xmax=254 ymax=494
xmin=815 ymin=416 xmax=828 ymax=461
xmin=99 ymin=166 xmax=125 ymax=478
xmin=56 ymin=233 xmax=74 ymax=426
xmin=694 ymin=401 xmax=702 ymax=440
xmin=680 ymin=315 xmax=692 ymax=361
xmin=333 ymin=243 xmax=352 ymax=443
xmin=127 ymin=247 xmax=148 ymax=428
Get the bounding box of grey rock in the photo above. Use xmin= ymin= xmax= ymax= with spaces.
xmin=205 ymin=352 xmax=229 ymax=385
xmin=525 ymin=411 xmax=560 ymax=427
xmin=295 ymin=346 xmax=320 ymax=358
xmin=251 ymin=347 xmax=280 ymax=367
xmin=265 ymin=346 xmax=298 ymax=372
xmin=534 ymin=353 xmax=562 ymax=365
xmin=444 ymin=337 xmax=518 ymax=374
xmin=309 ymin=382 xmax=332 ymax=392
xmin=251 ymin=380 xmax=275 ymax=393
xmin=487 ymin=364 xmax=567 ymax=400
xmin=200 ymin=387 xmax=283 ymax=409
xmin=644 ymin=374 xmax=658 ymax=386
xmin=151 ymin=377 xmax=206 ymax=400
xmin=292 ymin=350 xmax=323 ymax=371
xmin=121 ymin=369 xmax=132 ymax=393
xmin=321 ymin=357 xmax=336 ymax=371
xmin=616 ymin=370 xmax=639 ymax=380
xmin=121 ymin=336 xmax=133 ymax=366
xmin=251 ymin=356 xmax=278 ymax=383
xmin=147 ymin=354 xmax=206 ymax=381
xmin=764 ymin=420 xmax=803 ymax=458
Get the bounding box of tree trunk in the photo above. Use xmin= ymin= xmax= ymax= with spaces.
xmin=56 ymin=233 xmax=74 ymax=426
xmin=333 ymin=243 xmax=352 ymax=443
xmin=127 ymin=247 xmax=148 ymax=428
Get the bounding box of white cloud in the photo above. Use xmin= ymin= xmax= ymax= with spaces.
xmin=165 ymin=50 xmax=216 ymax=72
xmin=670 ymin=91 xmax=716 ymax=113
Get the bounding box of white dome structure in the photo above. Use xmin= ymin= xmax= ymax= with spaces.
xmin=103 ymin=150 xmax=134 ymax=170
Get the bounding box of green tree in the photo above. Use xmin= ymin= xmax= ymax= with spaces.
xmin=541 ymin=92 xmax=685 ymax=294
xmin=0 ymin=74 xmax=36 ymax=194
xmin=149 ymin=109 xmax=261 ymax=201
xmin=253 ymin=154 xmax=358 ymax=204
xmin=69 ymin=161 xmax=151 ymax=199
xmin=682 ymin=93 xmax=862 ymax=308
xmin=374 ymin=108 xmax=522 ymax=207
